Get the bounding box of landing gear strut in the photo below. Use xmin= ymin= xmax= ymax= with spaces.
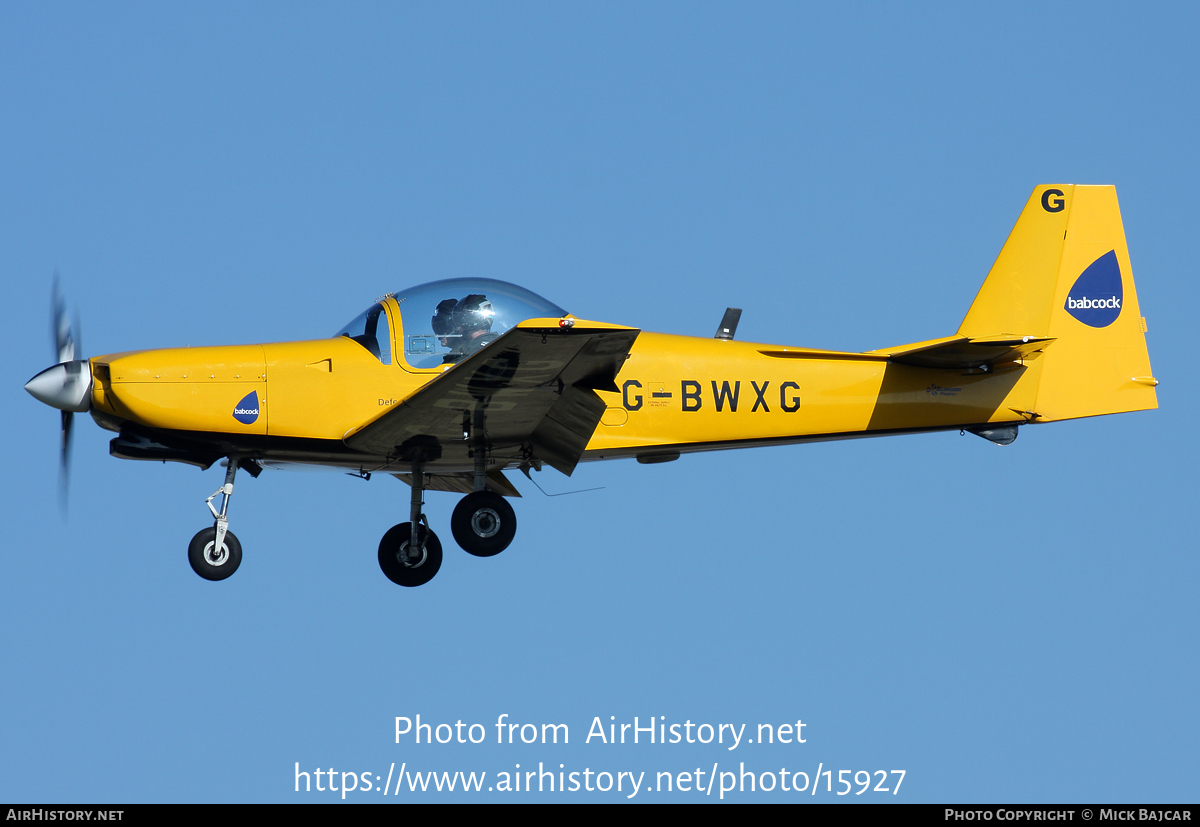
xmin=450 ymin=423 xmax=517 ymax=557
xmin=189 ymin=458 xmax=243 ymax=581
xmin=378 ymin=456 xmax=443 ymax=586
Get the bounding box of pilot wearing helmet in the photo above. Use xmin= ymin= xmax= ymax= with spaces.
xmin=431 ymin=298 xmax=460 ymax=364
xmin=445 ymin=294 xmax=499 ymax=362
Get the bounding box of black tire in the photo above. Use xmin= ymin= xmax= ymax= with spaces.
xmin=378 ymin=523 xmax=443 ymax=587
xmin=188 ymin=527 xmax=243 ymax=581
xmin=451 ymin=491 xmax=517 ymax=557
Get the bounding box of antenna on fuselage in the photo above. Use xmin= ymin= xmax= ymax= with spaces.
xmin=714 ymin=307 xmax=742 ymax=340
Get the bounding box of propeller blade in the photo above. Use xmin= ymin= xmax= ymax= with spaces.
xmin=42 ymin=276 xmax=85 ymax=518
xmin=59 ymin=410 xmax=73 ymax=516
xmin=52 ymin=273 xmax=75 ymax=364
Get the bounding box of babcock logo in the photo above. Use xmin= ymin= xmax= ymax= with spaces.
xmin=1065 ymin=250 xmax=1123 ymax=328
xmin=232 ymin=390 xmax=260 ymax=425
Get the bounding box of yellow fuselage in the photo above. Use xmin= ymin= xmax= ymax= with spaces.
xmin=90 ymin=316 xmax=1036 ymax=473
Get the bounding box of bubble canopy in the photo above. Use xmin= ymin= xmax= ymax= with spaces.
xmin=335 ymin=278 xmax=568 ymax=369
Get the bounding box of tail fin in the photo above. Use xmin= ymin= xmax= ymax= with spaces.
xmin=958 ymin=185 xmax=1157 ymax=422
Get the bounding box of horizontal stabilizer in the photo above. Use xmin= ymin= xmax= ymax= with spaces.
xmin=870 ymin=335 xmax=1054 ymax=370
xmin=760 ymin=335 xmax=1053 ymax=371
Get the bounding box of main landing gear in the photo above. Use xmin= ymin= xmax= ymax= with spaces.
xmin=451 ymin=490 xmax=516 ymax=557
xmin=189 ymin=458 xmax=242 ymax=581
xmin=376 ymin=438 xmax=518 ymax=587
xmin=451 ymin=432 xmax=516 ymax=559
xmin=377 ymin=455 xmax=443 ymax=587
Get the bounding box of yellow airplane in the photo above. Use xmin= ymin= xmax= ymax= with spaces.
xmin=26 ymin=185 xmax=1157 ymax=587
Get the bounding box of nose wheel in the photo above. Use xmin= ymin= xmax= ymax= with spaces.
xmin=189 ymin=526 xmax=243 ymax=580
xmin=451 ymin=490 xmax=517 ymax=557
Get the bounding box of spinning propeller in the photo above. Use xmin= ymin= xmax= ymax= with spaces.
xmin=24 ymin=276 xmax=91 ymax=512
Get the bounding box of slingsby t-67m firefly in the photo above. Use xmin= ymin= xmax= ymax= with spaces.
xmin=26 ymin=185 xmax=1157 ymax=587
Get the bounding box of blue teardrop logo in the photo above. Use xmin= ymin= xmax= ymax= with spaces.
xmin=1065 ymin=250 xmax=1123 ymax=328
xmin=232 ymin=390 xmax=260 ymax=424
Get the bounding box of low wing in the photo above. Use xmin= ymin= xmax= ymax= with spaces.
xmin=344 ymin=319 xmax=640 ymax=475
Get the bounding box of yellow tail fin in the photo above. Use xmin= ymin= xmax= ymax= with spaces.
xmin=958 ymin=185 xmax=1157 ymax=422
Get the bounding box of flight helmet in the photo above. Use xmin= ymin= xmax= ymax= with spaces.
xmin=432 ymin=298 xmax=459 ymax=336
xmin=452 ymin=295 xmax=495 ymax=334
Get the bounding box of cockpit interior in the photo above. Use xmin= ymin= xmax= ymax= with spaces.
xmin=335 ymin=278 xmax=567 ymax=368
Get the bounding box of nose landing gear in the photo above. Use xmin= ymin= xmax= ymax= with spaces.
xmin=189 ymin=458 xmax=243 ymax=581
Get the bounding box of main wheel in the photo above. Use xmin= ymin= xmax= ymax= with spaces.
xmin=378 ymin=523 xmax=443 ymax=587
xmin=451 ymin=491 xmax=517 ymax=557
xmin=188 ymin=527 xmax=243 ymax=581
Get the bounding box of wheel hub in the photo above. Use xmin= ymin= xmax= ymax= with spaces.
xmin=471 ymin=508 xmax=501 ymax=538
xmin=203 ymin=541 xmax=229 ymax=567
xmin=399 ymin=541 xmax=427 ymax=569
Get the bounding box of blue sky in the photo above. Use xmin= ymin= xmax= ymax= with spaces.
xmin=1 ymin=3 xmax=1196 ymax=802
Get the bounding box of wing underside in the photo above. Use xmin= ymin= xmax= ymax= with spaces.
xmin=344 ymin=321 xmax=640 ymax=476
xmin=393 ymin=469 xmax=522 ymax=498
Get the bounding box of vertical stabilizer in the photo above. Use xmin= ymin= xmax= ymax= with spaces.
xmin=958 ymin=185 xmax=1156 ymax=422
xmin=959 ymin=185 xmax=1072 ymax=339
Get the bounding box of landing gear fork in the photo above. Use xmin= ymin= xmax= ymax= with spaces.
xmin=207 ymin=458 xmax=238 ymax=558
xmin=377 ymin=454 xmax=443 ymax=586
xmin=188 ymin=457 xmax=243 ymax=581
xmin=452 ymin=429 xmax=517 ymax=557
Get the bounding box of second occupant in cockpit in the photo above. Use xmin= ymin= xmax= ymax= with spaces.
xmin=431 ymin=298 xmax=460 ymax=364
